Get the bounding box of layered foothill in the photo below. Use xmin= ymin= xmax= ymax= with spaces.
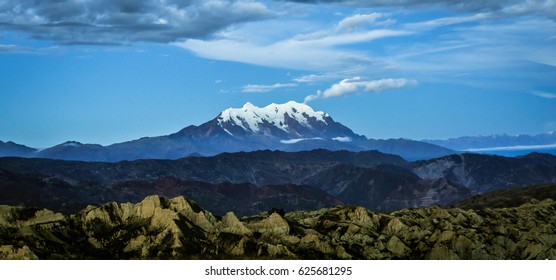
xmin=1 ymin=195 xmax=554 ymax=260
xmin=1 ymin=150 xmax=556 ymax=220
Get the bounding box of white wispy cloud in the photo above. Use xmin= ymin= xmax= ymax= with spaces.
xmin=465 ymin=143 xmax=556 ymax=152
xmin=241 ymin=83 xmax=297 ymax=93
xmin=177 ymin=27 xmax=410 ymax=72
xmin=293 ymin=65 xmax=386 ymax=84
xmin=332 ymin=136 xmax=352 ymax=142
xmin=293 ymin=74 xmax=332 ymax=83
xmin=176 ymin=9 xmax=412 ymax=76
xmin=0 ymin=44 xmax=31 ymax=53
xmin=288 ymin=0 xmax=556 ymax=21
xmin=0 ymin=43 xmax=61 ymax=54
xmin=502 ymin=0 xmax=556 ymax=20
xmin=294 ymin=29 xmax=412 ymax=47
xmin=406 ymin=13 xmax=493 ymax=30
xmin=530 ymin=90 xmax=556 ymax=99
xmin=385 ymin=17 xmax=556 ymax=86
xmin=337 ymin=13 xmax=395 ymax=31
xmin=304 ymin=77 xmax=417 ymax=103
xmin=178 ymin=38 xmax=357 ymax=71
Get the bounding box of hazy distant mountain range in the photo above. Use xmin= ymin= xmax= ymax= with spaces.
xmin=0 ymin=101 xmax=454 ymax=161
xmin=424 ymin=132 xmax=556 ymax=157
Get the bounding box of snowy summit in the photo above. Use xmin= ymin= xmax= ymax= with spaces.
xmin=213 ymin=101 xmax=357 ymax=141
xmin=217 ymin=101 xmax=329 ymax=133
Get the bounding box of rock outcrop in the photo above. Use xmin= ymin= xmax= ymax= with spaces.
xmin=0 ymin=245 xmax=38 ymax=260
xmin=1 ymin=195 xmax=554 ymax=260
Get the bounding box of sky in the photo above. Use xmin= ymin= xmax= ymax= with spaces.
xmin=1 ymin=0 xmax=555 ymax=148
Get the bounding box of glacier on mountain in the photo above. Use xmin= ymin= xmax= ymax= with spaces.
xmin=217 ymin=101 xmax=328 ymax=133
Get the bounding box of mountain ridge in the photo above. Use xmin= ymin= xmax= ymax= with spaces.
xmin=0 ymin=101 xmax=453 ymax=161
xmin=2 ymin=149 xmax=556 ymax=215
xmin=425 ymin=132 xmax=556 ymax=157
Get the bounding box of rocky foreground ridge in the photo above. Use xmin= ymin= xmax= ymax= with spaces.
xmin=1 ymin=195 xmax=555 ymax=260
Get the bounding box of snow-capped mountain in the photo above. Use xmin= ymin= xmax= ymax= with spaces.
xmin=1 ymin=101 xmax=455 ymax=161
xmin=215 ymin=101 xmax=361 ymax=141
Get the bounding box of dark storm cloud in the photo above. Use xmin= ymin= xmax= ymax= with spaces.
xmin=0 ymin=0 xmax=274 ymax=44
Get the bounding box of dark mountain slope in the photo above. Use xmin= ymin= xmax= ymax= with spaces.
xmin=303 ymin=164 xmax=470 ymax=211
xmin=0 ymin=169 xmax=343 ymax=216
xmin=412 ymin=152 xmax=556 ymax=193
xmin=38 ymin=141 xmax=111 ymax=162
xmin=0 ymin=149 xmax=407 ymax=185
xmin=0 ymin=141 xmax=37 ymax=157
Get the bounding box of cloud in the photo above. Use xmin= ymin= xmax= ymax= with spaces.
xmin=176 ymin=1 xmax=555 ymax=96
xmin=337 ymin=13 xmax=395 ymax=30
xmin=502 ymin=0 xmax=556 ymax=20
xmin=293 ymin=74 xmax=331 ymax=83
xmin=0 ymin=43 xmax=60 ymax=54
xmin=293 ymin=63 xmax=393 ymax=84
xmin=0 ymin=0 xmax=274 ymax=44
xmin=177 ymin=25 xmax=411 ymax=72
xmin=304 ymin=77 xmax=416 ymax=103
xmin=332 ymin=136 xmax=352 ymax=142
xmin=406 ymin=13 xmax=493 ymax=30
xmin=530 ymin=90 xmax=556 ymax=99
xmin=241 ymin=83 xmax=297 ymax=93
xmin=292 ymin=0 xmax=556 ymax=20
xmin=293 ymin=73 xmax=343 ymax=83
xmin=281 ymin=137 xmax=323 ymax=144
xmin=465 ymin=143 xmax=556 ymax=152
xmin=384 ymin=17 xmax=556 ymax=86
xmin=294 ymin=29 xmax=412 ymax=46
xmin=287 ymin=0 xmax=551 ymax=15
xmin=0 ymin=44 xmax=31 ymax=53
xmin=286 ymin=0 xmax=505 ymax=10
xmin=2 ymin=0 xmax=555 ymax=47
xmin=321 ymin=77 xmax=417 ymax=98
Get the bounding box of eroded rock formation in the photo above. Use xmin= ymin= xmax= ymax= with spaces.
xmin=0 ymin=195 xmax=554 ymax=259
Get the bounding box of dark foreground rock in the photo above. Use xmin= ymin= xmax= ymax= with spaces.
xmin=1 ymin=195 xmax=554 ymax=260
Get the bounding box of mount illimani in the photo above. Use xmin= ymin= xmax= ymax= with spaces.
xmin=0 ymin=101 xmax=453 ymax=161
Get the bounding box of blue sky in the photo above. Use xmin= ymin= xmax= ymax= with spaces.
xmin=1 ymin=0 xmax=555 ymax=148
